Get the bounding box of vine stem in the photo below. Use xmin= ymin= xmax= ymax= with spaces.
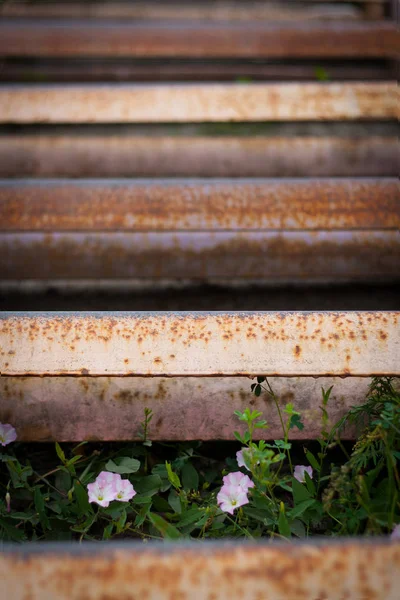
xmin=262 ymin=379 xmax=293 ymax=474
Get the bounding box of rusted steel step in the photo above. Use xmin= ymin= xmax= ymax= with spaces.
xmin=0 ymin=83 xmax=397 ymax=123
xmin=0 ymin=136 xmax=398 ymax=178
xmin=2 ymin=179 xmax=397 ymax=283
xmin=0 ymin=312 xmax=398 ymax=377
xmin=1 ymin=540 xmax=399 ymax=600
xmin=0 ymin=1 xmax=367 ymax=21
xmin=1 ymin=231 xmax=398 ymax=282
xmin=1 ymin=179 xmax=398 ymax=230
xmin=0 ymin=20 xmax=397 ymax=58
xmin=0 ymin=375 xmax=393 ymax=442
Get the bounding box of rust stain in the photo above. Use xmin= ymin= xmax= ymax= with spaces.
xmin=0 ymin=541 xmax=399 ymax=599
xmin=0 ymin=179 xmax=399 ymax=232
xmin=0 ymin=230 xmax=399 ymax=282
xmin=0 ymin=83 xmax=397 ymax=124
xmin=0 ymin=312 xmax=399 ymax=377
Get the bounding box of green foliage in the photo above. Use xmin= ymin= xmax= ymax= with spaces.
xmin=1 ymin=379 xmax=398 ymax=542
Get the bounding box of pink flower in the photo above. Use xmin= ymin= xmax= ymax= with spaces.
xmin=223 ymin=471 xmax=254 ymax=493
xmin=294 ymin=465 xmax=313 ymax=483
xmin=87 ymin=478 xmax=116 ymax=508
xmin=97 ymin=471 xmax=119 ymax=487
xmin=114 ymin=477 xmax=136 ymax=502
xmin=87 ymin=471 xmax=136 ymax=507
xmin=0 ymin=423 xmax=17 ymax=447
xmin=236 ymin=448 xmax=251 ymax=471
xmin=391 ymin=524 xmax=400 ymax=540
xmin=217 ymin=484 xmax=250 ymax=515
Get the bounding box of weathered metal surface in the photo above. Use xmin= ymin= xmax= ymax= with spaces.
xmin=0 ymin=312 xmax=398 ymax=376
xmin=0 ymin=21 xmax=397 ymax=58
xmin=0 ymin=61 xmax=392 ymax=83
xmin=0 ymin=1 xmax=365 ymax=20
xmin=0 ymin=375 xmax=390 ymax=441
xmin=1 ymin=136 xmax=397 ymax=177
xmin=1 ymin=540 xmax=399 ymax=600
xmin=0 ymin=83 xmax=397 ymax=123
xmin=1 ymin=179 xmax=398 ymax=231
xmin=0 ymin=231 xmax=398 ymax=281
xmin=1 ymin=136 xmax=398 ymax=177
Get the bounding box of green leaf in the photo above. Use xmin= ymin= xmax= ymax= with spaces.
xmin=0 ymin=517 xmax=26 ymax=541
xmin=55 ymin=442 xmax=66 ymax=464
xmin=304 ymin=471 xmax=316 ymax=496
xmin=165 ymin=461 xmax=181 ymax=490
xmin=134 ymin=475 xmax=162 ymax=496
xmin=278 ymin=502 xmax=291 ymax=538
xmin=290 ymin=414 xmax=304 ymax=431
xmin=291 ymin=478 xmax=312 ymax=504
xmin=0 ymin=453 xmax=17 ymax=462
xmin=290 ymin=519 xmax=306 ymax=538
xmin=148 ymin=512 xmax=182 ymax=540
xmin=74 ymin=480 xmax=92 ymax=517
xmin=115 ymin=509 xmax=127 ymax=534
xmin=305 ymin=450 xmax=320 ymax=472
xmin=134 ymin=502 xmax=151 ymax=527
xmin=244 ymin=507 xmax=275 ymax=526
xmin=182 ymin=463 xmax=199 ymax=491
xmin=151 ymin=495 xmax=171 ymax=513
xmin=254 ymin=385 xmax=262 ymax=397
xmin=103 ymin=522 xmax=114 ymax=540
xmin=176 ymin=507 xmax=203 ymax=528
xmin=34 ymin=487 xmax=51 ymax=530
xmin=289 ymin=499 xmax=316 ymax=520
xmin=168 ymin=490 xmax=182 ymax=514
xmin=105 ymin=457 xmax=140 ymax=474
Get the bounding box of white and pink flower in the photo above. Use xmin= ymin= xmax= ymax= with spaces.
xmin=114 ymin=477 xmax=136 ymax=502
xmin=293 ymin=465 xmax=313 ymax=483
xmin=217 ymin=484 xmax=250 ymax=515
xmin=87 ymin=471 xmax=136 ymax=507
xmin=223 ymin=471 xmax=254 ymax=493
xmin=0 ymin=423 xmax=17 ymax=447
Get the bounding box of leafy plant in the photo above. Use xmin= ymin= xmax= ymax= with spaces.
xmin=1 ymin=378 xmax=398 ymax=542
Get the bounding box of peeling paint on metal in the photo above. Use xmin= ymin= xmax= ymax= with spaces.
xmin=0 ymin=178 xmax=398 ymax=231
xmin=0 ymin=540 xmax=399 ymax=600
xmin=0 ymin=312 xmax=398 ymax=376
xmin=0 ymin=83 xmax=397 ymax=123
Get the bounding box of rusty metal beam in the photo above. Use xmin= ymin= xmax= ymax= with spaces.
xmin=0 ymin=136 xmax=398 ymax=178
xmin=0 ymin=375 xmax=392 ymax=442
xmin=0 ymin=231 xmax=398 ymax=282
xmin=1 ymin=83 xmax=397 ymax=123
xmin=0 ymin=1 xmax=366 ymax=20
xmin=0 ymin=85 xmax=387 ymax=119
xmin=1 ymin=540 xmax=399 ymax=600
xmin=0 ymin=312 xmax=398 ymax=376
xmin=0 ymin=20 xmax=398 ymax=58
xmin=1 ymin=179 xmax=398 ymax=232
